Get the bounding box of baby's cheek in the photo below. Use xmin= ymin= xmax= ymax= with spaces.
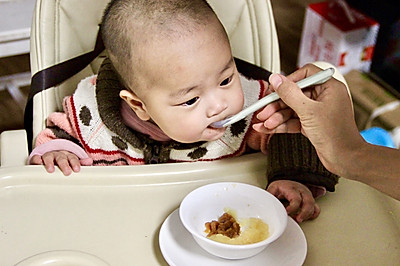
xmin=170 ymin=121 xmax=203 ymax=143
xmin=234 ymin=91 xmax=245 ymax=113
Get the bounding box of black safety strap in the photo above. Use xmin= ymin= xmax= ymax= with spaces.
xmin=24 ymin=28 xmax=105 ymax=151
xmin=234 ymin=57 xmax=272 ymax=82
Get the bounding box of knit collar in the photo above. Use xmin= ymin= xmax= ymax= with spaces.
xmin=95 ymin=57 xmax=205 ymax=163
xmin=120 ymin=101 xmax=171 ymax=142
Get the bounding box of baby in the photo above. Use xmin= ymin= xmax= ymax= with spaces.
xmin=29 ymin=0 xmax=338 ymax=222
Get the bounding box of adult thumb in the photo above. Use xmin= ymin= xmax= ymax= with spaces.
xmin=269 ymin=73 xmax=310 ymax=114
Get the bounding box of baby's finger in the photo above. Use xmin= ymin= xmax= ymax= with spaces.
xmin=55 ymin=155 xmax=73 ymax=176
xmin=266 ymin=186 xmax=288 ymax=208
xmin=41 ymin=153 xmax=56 ymax=173
xmin=284 ymin=194 xmax=302 ymax=216
xmin=266 ymin=184 xmax=280 ymax=197
xmin=66 ymin=154 xmax=81 ymax=173
xmin=311 ymin=204 xmax=321 ymax=220
xmin=30 ymin=155 xmax=44 ymax=165
xmin=295 ymin=193 xmax=316 ymax=222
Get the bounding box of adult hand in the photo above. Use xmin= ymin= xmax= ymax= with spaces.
xmin=254 ymin=64 xmax=400 ymax=200
xmin=253 ymin=64 xmax=364 ymax=174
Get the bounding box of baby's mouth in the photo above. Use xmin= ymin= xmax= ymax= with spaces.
xmin=207 ymin=123 xmax=227 ymax=131
xmin=209 ymin=116 xmax=232 ymax=128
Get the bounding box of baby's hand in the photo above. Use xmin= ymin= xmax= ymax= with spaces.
xmin=267 ymin=180 xmax=320 ymax=223
xmin=30 ymin=150 xmax=82 ymax=176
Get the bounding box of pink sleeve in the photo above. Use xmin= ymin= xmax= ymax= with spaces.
xmin=34 ymin=111 xmax=79 ymax=147
xmin=28 ymin=139 xmax=93 ymax=166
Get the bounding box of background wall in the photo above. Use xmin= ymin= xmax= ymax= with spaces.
xmin=0 ymin=54 xmax=30 ymax=133
xmin=271 ymin=0 xmax=322 ymax=74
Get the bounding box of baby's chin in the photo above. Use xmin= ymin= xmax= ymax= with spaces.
xmin=202 ymin=126 xmax=226 ymax=141
xmin=170 ymin=127 xmax=226 ymax=143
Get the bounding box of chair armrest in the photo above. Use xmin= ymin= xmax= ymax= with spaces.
xmin=0 ymin=129 xmax=29 ymax=167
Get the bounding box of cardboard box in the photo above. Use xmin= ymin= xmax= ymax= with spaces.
xmin=345 ymin=70 xmax=400 ymax=130
xmin=298 ymin=1 xmax=379 ymax=74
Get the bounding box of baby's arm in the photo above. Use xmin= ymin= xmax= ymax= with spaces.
xmin=267 ymin=180 xmax=324 ymax=223
xmin=247 ymin=132 xmax=329 ymax=222
xmin=29 ymin=139 xmax=93 ymax=175
xmin=247 ymin=123 xmax=337 ymax=222
xmin=264 ymin=133 xmax=338 ymax=223
xmin=29 ymin=104 xmax=94 ymax=175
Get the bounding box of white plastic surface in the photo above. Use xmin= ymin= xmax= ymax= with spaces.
xmin=15 ymin=250 xmax=109 ymax=266
xmin=0 ymin=153 xmax=400 ymax=265
xmin=0 ymin=153 xmax=267 ymax=266
xmin=0 ymin=129 xmax=28 ymax=167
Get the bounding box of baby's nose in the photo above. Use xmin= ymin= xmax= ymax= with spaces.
xmin=207 ymin=97 xmax=228 ymax=117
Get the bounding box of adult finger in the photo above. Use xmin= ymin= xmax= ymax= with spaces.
xmin=286 ymin=63 xmax=321 ymax=83
xmin=256 ymin=101 xmax=285 ymax=121
xmin=269 ymin=74 xmax=313 ymax=116
xmin=262 ymin=108 xmax=294 ymax=129
xmin=252 ymin=118 xmax=302 ymax=134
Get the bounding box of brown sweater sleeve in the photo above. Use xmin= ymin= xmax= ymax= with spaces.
xmin=266 ymin=133 xmax=339 ymax=192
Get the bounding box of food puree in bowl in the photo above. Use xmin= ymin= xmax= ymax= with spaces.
xmin=205 ymin=209 xmax=269 ymax=245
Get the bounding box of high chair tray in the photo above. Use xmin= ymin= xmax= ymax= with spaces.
xmin=0 ymin=153 xmax=399 ymax=265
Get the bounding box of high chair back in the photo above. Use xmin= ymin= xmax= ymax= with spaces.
xmin=27 ymin=0 xmax=280 ymax=148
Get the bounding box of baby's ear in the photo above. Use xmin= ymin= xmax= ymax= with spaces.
xmin=119 ymin=90 xmax=151 ymax=121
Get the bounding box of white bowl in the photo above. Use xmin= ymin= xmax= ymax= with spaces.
xmin=179 ymin=182 xmax=287 ymax=260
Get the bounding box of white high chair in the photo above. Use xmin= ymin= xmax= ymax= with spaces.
xmin=0 ymin=0 xmax=399 ymax=265
xmin=0 ymin=1 xmax=278 ymax=265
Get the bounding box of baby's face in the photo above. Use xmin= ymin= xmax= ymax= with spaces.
xmin=124 ymin=22 xmax=244 ymax=143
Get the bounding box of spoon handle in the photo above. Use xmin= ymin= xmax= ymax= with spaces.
xmin=218 ymin=67 xmax=335 ymax=127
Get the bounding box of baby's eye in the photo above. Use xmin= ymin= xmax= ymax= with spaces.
xmin=182 ymin=96 xmax=199 ymax=106
xmin=220 ymin=76 xmax=232 ymax=86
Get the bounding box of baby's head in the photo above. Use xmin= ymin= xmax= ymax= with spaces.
xmin=101 ymin=0 xmax=244 ymax=143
